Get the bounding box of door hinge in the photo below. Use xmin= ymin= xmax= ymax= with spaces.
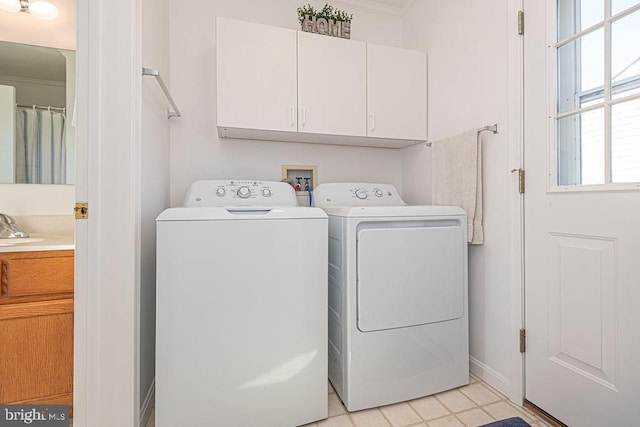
xmin=518 ymin=10 xmax=524 ymax=35
xmin=511 ymin=168 xmax=525 ymax=193
xmin=518 ymin=169 xmax=525 ymax=193
xmin=519 ymin=329 xmax=526 ymax=353
xmin=74 ymin=202 xmax=89 ymax=220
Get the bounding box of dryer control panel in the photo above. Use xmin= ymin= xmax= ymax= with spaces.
xmin=313 ymin=183 xmax=406 ymax=207
xmin=183 ymin=180 xmax=298 ymax=207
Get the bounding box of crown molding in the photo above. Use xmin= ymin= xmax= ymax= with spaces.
xmin=313 ymin=0 xmax=417 ymax=17
xmin=335 ymin=0 xmax=403 ymax=16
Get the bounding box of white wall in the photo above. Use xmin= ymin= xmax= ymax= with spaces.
xmin=169 ymin=0 xmax=404 ymax=206
xmin=0 ymin=184 xmax=75 ymax=215
xmin=139 ymin=0 xmax=170 ymax=419
xmin=401 ymin=0 xmax=520 ymax=399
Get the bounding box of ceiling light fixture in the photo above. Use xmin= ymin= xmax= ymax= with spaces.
xmin=0 ymin=0 xmax=59 ymax=20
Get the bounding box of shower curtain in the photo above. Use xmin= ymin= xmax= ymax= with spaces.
xmin=15 ymin=107 xmax=66 ymax=184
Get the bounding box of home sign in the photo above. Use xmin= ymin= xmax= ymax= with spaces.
xmin=301 ymin=15 xmax=351 ymax=39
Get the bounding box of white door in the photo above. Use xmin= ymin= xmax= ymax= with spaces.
xmin=524 ymin=1 xmax=640 ymax=425
xmin=216 ymin=17 xmax=298 ymax=132
xmin=366 ymin=44 xmax=427 ymax=141
xmin=297 ymin=31 xmax=366 ymax=136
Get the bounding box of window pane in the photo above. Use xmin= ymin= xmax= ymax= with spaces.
xmin=558 ymin=0 xmax=604 ymax=41
xmin=611 ymin=9 xmax=640 ymax=99
xmin=612 ymin=99 xmax=640 ymax=182
xmin=557 ymin=29 xmax=604 ymax=113
xmin=557 ymin=109 xmax=605 ymax=185
xmin=612 ymin=0 xmax=640 ymax=15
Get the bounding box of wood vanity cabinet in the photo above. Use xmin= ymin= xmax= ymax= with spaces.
xmin=0 ymin=250 xmax=74 ymax=411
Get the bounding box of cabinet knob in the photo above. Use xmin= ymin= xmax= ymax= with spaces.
xmin=370 ymin=113 xmax=375 ymax=132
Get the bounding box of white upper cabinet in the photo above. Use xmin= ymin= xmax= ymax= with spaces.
xmin=367 ymin=44 xmax=427 ymax=141
xmin=216 ymin=17 xmax=297 ymax=132
xmin=216 ymin=17 xmax=427 ymax=148
xmin=297 ymin=31 xmax=367 ymax=137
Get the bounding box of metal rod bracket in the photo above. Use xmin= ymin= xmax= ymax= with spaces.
xmin=142 ymin=67 xmax=181 ymax=119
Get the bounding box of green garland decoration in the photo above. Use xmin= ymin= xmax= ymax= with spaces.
xmin=297 ymin=3 xmax=353 ymax=25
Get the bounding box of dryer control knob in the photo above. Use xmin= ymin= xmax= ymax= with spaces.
xmin=355 ymin=189 xmax=368 ymax=199
xmin=216 ymin=188 xmax=226 ymax=197
xmin=262 ymin=188 xmax=272 ymax=197
xmin=374 ymin=189 xmax=383 ymax=198
xmin=237 ymin=186 xmax=251 ymax=198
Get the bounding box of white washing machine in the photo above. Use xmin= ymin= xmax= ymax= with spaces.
xmin=313 ymin=183 xmax=469 ymax=411
xmin=156 ymin=180 xmax=328 ymax=427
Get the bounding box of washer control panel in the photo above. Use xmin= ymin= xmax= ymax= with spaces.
xmin=183 ymin=180 xmax=298 ymax=207
xmin=313 ymin=183 xmax=406 ymax=207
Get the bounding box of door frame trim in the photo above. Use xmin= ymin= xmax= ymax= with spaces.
xmin=508 ymin=0 xmax=526 ymax=404
xmin=74 ymin=0 xmax=142 ymax=425
xmin=462 ymin=0 xmax=526 ymax=404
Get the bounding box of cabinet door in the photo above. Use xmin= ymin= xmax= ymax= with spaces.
xmin=367 ymin=44 xmax=427 ymax=141
xmin=298 ymin=32 xmax=366 ymax=137
xmin=216 ymin=17 xmax=297 ymax=132
xmin=0 ymin=299 xmax=73 ymax=407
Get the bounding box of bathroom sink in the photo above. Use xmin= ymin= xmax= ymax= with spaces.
xmin=0 ymin=237 xmax=44 ymax=246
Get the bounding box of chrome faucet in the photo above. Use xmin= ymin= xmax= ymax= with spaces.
xmin=0 ymin=214 xmax=30 ymax=238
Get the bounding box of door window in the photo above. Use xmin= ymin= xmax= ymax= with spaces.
xmin=555 ymin=0 xmax=640 ymax=185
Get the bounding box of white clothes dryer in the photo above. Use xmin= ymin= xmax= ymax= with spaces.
xmin=156 ymin=180 xmax=328 ymax=426
xmin=314 ymin=183 xmax=469 ymax=411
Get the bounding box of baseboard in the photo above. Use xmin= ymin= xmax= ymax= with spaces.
xmin=469 ymin=356 xmax=512 ymax=397
xmin=140 ymin=378 xmax=155 ymax=427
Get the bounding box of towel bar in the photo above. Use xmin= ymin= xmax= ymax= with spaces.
xmin=426 ymin=124 xmax=498 ymax=147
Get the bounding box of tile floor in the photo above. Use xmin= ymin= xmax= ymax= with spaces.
xmin=146 ymin=374 xmax=547 ymax=427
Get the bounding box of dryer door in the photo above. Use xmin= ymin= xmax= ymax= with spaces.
xmin=356 ymin=223 xmax=465 ymax=332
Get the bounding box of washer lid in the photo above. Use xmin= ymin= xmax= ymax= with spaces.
xmin=157 ymin=206 xmax=327 ymax=221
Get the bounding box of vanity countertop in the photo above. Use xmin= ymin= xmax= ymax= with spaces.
xmin=0 ymin=234 xmax=74 ymax=253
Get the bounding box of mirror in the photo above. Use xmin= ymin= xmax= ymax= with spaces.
xmin=0 ymin=41 xmax=75 ymax=184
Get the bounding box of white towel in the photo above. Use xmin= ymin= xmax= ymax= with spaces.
xmin=431 ymin=129 xmax=484 ymax=244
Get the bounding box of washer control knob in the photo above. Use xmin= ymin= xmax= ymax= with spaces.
xmin=237 ymin=186 xmax=251 ymax=198
xmin=262 ymin=188 xmax=272 ymax=197
xmin=374 ymin=189 xmax=383 ymax=198
xmin=215 ymin=188 xmax=226 ymax=197
xmin=355 ymin=189 xmax=368 ymax=199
